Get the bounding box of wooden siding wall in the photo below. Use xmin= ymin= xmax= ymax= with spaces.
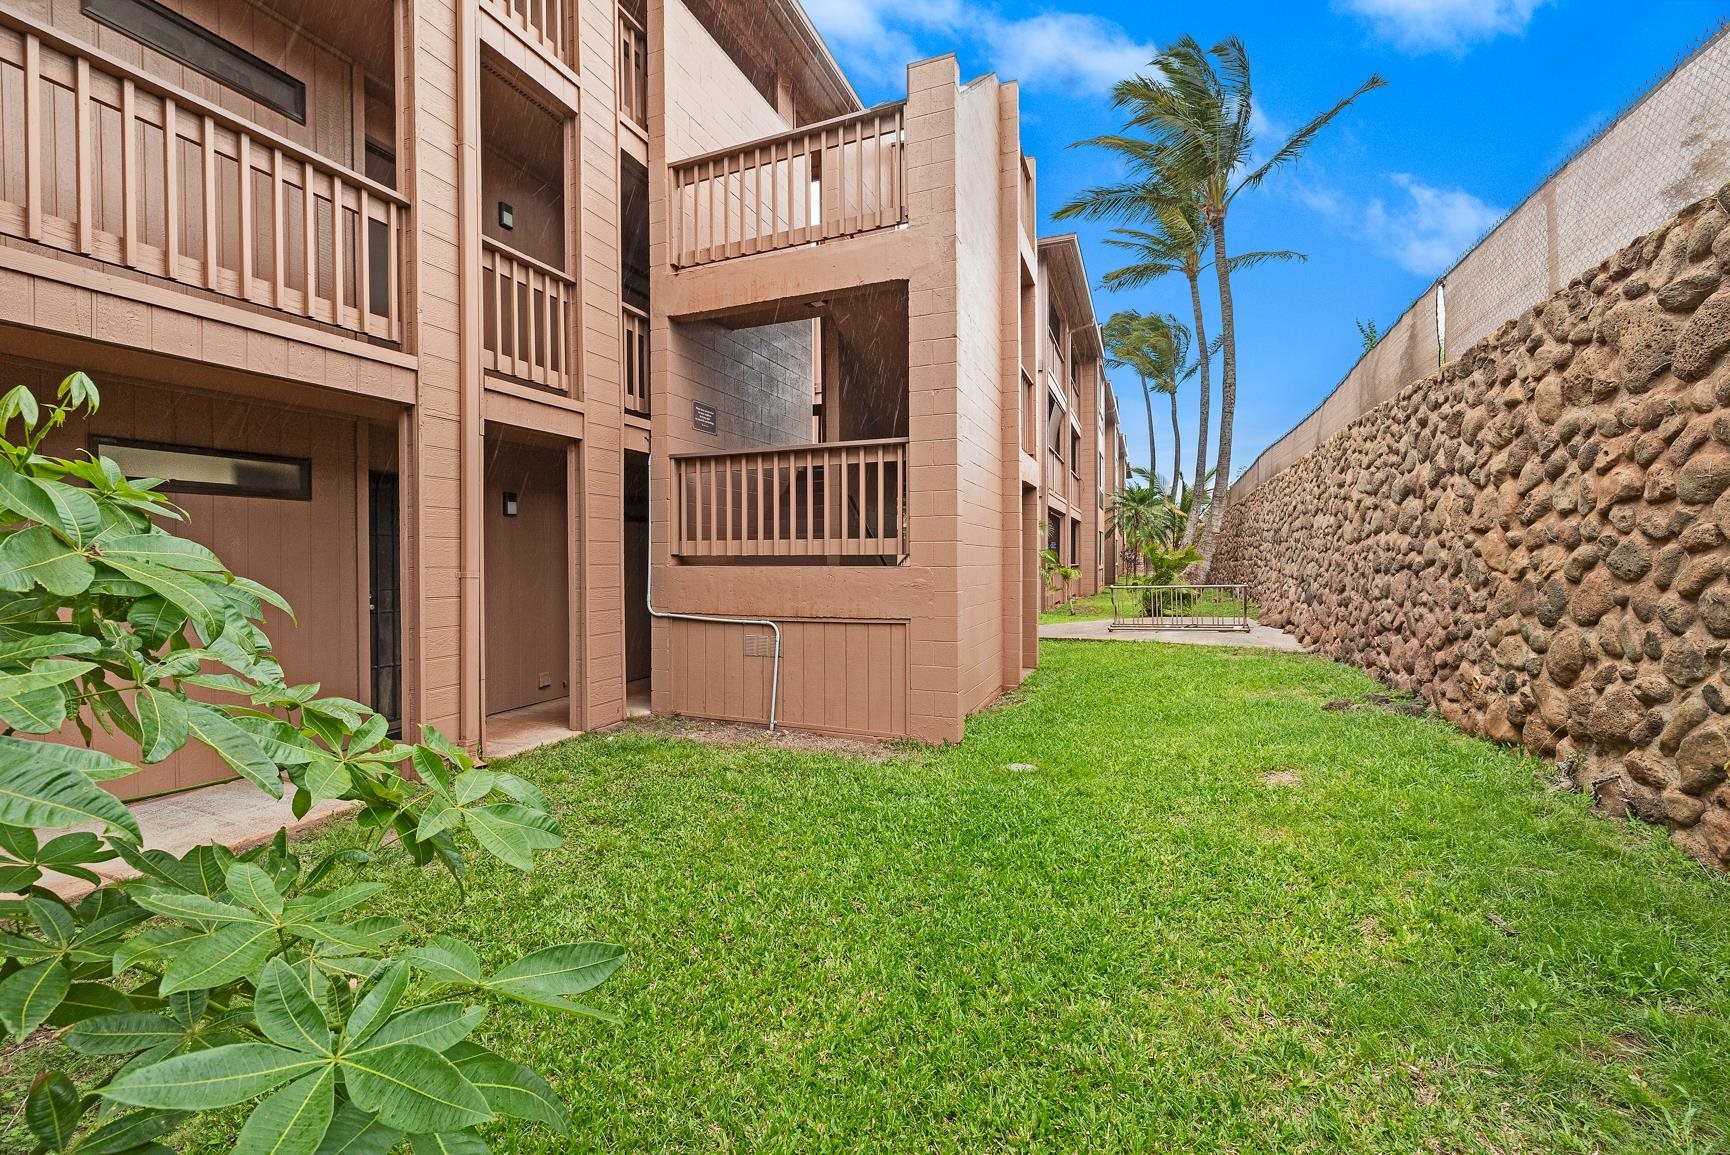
xmin=17 ymin=364 xmax=363 ymax=799
xmin=482 ymin=438 xmax=570 ymax=713
xmin=666 ymin=618 xmax=908 ymax=737
xmin=15 ymin=0 xmax=376 ymax=170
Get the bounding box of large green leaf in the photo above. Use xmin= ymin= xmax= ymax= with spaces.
xmin=0 ymin=959 xmax=70 ymax=1039
xmin=233 ymin=1065 xmax=337 ymax=1155
xmin=463 ymin=803 xmax=562 ymax=871
xmin=0 ymin=631 xmax=101 ymax=665
xmin=0 ymin=469 xmax=101 ymax=545
xmin=342 ymin=962 xmax=408 ymax=1048
xmin=488 ymin=942 xmax=627 ymax=1000
xmin=313 ymin=1103 xmax=401 ymax=1155
xmin=0 ymin=525 xmax=95 ymax=596
xmin=48 ymin=982 xmax=134 ymax=1027
xmin=160 ymin=922 xmax=278 ymax=995
xmin=338 ymin=1042 xmax=490 ymax=1135
xmin=95 ymin=555 xmax=228 ymax=639
xmin=136 ymin=687 xmax=190 ymax=764
xmin=0 ymin=737 xmax=139 ymax=837
xmin=452 ymin=1047 xmax=570 ymax=1135
xmin=129 ymin=889 xmax=264 ymax=926
xmin=104 ymin=1042 xmax=323 ymax=1110
xmin=255 ymin=958 xmax=333 ymax=1056
xmin=284 ymin=882 xmax=385 ymax=924
xmin=358 ymin=1004 xmax=484 ymax=1056
xmin=100 ymin=533 xmax=227 ymax=573
xmin=228 ymin=862 xmax=285 ymax=918
xmin=73 ymin=1108 xmax=186 ymax=1155
xmin=182 ymin=702 xmax=281 ymax=796
xmin=404 ymin=936 xmax=483 ymax=986
xmin=65 ymin=1012 xmax=186 ymax=1056
xmin=24 ymin=1070 xmax=83 ymax=1151
xmin=0 ymin=683 xmax=68 ymax=732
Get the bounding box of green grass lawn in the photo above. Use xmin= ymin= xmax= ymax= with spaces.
xmin=10 ymin=641 xmax=1730 ymax=1152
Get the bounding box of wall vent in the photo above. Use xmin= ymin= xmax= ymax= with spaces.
xmin=743 ymin=633 xmax=777 ymax=657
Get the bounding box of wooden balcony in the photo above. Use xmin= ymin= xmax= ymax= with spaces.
xmin=485 ymin=0 xmax=571 ymax=64
xmin=674 ymin=439 xmax=908 ymax=561
xmin=0 ymin=19 xmax=405 ymax=343
xmin=481 ymin=237 xmax=575 ymax=393
xmin=622 ymin=303 xmax=649 ymax=416
xmin=669 ymin=104 xmax=906 ymax=269
xmin=617 ymin=6 xmax=648 ymax=129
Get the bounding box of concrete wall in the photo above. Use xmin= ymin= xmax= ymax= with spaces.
xmin=668 ymin=319 xmax=813 ymax=451
xmin=1214 ymin=190 xmax=1730 ymax=869
xmin=1234 ymin=25 xmax=1730 ymax=504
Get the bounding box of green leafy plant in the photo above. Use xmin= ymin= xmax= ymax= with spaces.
xmin=0 ymin=374 xmax=622 ymax=1153
xmin=1038 ymin=539 xmax=1081 ymax=615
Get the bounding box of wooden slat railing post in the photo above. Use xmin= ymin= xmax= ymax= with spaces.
xmin=120 ymin=79 xmax=137 ymax=267
xmin=23 ymin=34 xmax=40 ymax=242
xmin=74 ymin=57 xmax=91 ymax=253
xmin=200 ymin=115 xmax=216 ymax=288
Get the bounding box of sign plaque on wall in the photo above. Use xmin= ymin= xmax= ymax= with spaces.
xmin=692 ymin=401 xmax=718 ymax=435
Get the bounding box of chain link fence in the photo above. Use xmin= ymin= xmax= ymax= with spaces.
xmin=1234 ymin=20 xmax=1730 ymax=498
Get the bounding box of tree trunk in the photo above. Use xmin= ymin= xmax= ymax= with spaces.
xmin=1139 ymin=372 xmax=1157 ymax=488
xmin=1168 ymin=388 xmax=1182 ymax=509
xmin=1197 ymin=216 xmax=1237 ymax=570
xmin=1179 ymin=267 xmax=1210 ymax=547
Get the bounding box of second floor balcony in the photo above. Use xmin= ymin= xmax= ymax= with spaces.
xmin=0 ymin=13 xmax=403 ymax=345
xmin=668 ymin=102 xmax=906 ymax=269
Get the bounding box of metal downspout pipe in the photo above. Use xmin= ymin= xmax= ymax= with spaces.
xmin=644 ymin=462 xmax=782 ymax=731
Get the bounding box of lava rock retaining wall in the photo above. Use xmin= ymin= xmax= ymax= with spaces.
xmin=1214 ymin=189 xmax=1730 ymax=869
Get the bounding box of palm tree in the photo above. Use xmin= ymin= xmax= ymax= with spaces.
xmin=1095 ymin=214 xmax=1303 ymax=544
xmin=1106 ymin=479 xmax=1179 ymax=557
xmin=1061 ymin=37 xmax=1384 ymax=562
xmin=1101 ymin=310 xmax=1163 ymax=487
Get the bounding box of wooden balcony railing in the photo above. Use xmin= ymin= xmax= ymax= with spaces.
xmin=622 ymin=303 xmax=649 ymax=416
xmin=0 ymin=20 xmax=405 ymax=342
xmin=670 ymin=103 xmax=906 ymax=269
xmin=482 ymin=237 xmax=575 ymax=392
xmin=674 ymin=438 xmax=908 ymax=560
xmin=485 ymin=0 xmax=569 ymax=63
xmin=617 ymin=7 xmax=648 ymax=128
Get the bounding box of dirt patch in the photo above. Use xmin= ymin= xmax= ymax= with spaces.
xmin=1261 ymin=768 xmax=1303 ymax=788
xmin=601 ymin=714 xmax=905 ymax=762
xmin=1322 ymin=691 xmax=1428 ymax=717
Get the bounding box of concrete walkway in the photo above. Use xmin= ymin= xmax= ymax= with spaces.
xmin=42 ymin=780 xmax=357 ymax=899
xmin=1040 ymin=617 xmax=1307 ymax=651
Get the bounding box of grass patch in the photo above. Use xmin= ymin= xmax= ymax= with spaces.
xmin=8 ymin=642 xmax=1730 ymax=1152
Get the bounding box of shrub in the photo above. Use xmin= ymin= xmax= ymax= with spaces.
xmin=0 ymin=374 xmax=621 ymax=1152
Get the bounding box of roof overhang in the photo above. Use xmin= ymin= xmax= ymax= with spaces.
xmin=687 ymin=0 xmax=862 ymax=124
xmin=1037 ymin=234 xmax=1102 ymax=358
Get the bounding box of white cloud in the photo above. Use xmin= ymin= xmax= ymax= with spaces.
xmin=804 ymin=0 xmax=1153 ymax=94
xmin=1337 ymin=0 xmax=1549 ymax=53
xmin=980 ymin=14 xmax=1156 ymax=97
xmin=1363 ymin=173 xmax=1503 ymax=275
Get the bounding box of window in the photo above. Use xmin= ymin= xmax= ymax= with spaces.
xmin=94 ymin=438 xmax=312 ymax=500
xmin=82 ymin=0 xmax=307 ymax=123
xmin=1070 ymin=430 xmax=1080 ymax=477
xmin=1070 ymin=520 xmax=1079 ymax=565
xmin=620 ymin=155 xmax=650 ymax=312
xmin=1047 ymin=518 xmax=1060 ymax=554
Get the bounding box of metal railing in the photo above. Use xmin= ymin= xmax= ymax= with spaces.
xmin=617 ymin=6 xmax=648 ymax=128
xmin=673 ymin=438 xmax=908 ymax=560
xmin=1109 ymin=584 xmax=1251 ymax=632
xmin=622 ymin=303 xmax=649 ymax=416
xmin=0 ymin=18 xmax=405 ymax=342
xmin=481 ymin=237 xmax=575 ymax=392
xmin=669 ymin=103 xmax=906 ymax=268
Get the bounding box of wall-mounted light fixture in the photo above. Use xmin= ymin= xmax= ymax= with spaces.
xmin=498 ymin=202 xmax=515 ymax=230
xmin=503 ymin=491 xmax=519 ymax=517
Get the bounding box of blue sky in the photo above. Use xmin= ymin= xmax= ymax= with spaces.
xmin=802 ymin=0 xmax=1730 ymax=484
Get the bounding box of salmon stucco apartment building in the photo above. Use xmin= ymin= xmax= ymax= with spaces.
xmin=0 ymin=0 xmax=1123 ymax=799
